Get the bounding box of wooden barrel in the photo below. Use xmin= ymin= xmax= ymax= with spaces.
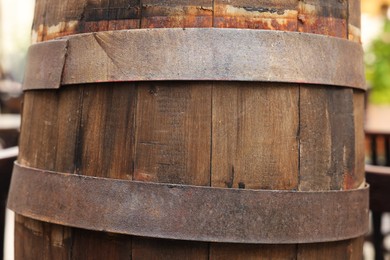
xmin=8 ymin=0 xmax=368 ymax=259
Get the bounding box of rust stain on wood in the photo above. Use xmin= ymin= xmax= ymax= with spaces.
xmin=297 ymin=1 xmax=348 ymax=38
xmin=141 ymin=5 xmax=213 ymax=28
xmin=214 ymin=4 xmax=298 ymax=30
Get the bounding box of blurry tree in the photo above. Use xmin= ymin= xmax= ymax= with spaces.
xmin=366 ymin=17 xmax=390 ymax=104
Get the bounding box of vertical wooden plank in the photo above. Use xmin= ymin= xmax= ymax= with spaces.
xmin=134 ymin=83 xmax=211 ymax=185
xmin=83 ymin=0 xmax=141 ymax=33
xmin=347 ymin=90 xmax=365 ymax=189
xmin=299 ymin=87 xmax=355 ymax=191
xmin=140 ymin=0 xmax=213 ymax=28
xmin=213 ymin=0 xmax=298 ymax=30
xmin=211 ymin=83 xmax=299 ymax=190
xmin=210 ymin=83 xmax=299 ymax=258
xmin=297 ymin=0 xmax=348 ymax=38
xmin=15 ymin=215 xmax=45 ymax=260
xmin=18 ymin=92 xmax=58 ymax=170
xmin=67 ymin=83 xmax=136 ymax=258
xmin=297 ymin=239 xmax=354 ymax=259
xmin=16 ymin=85 xmax=138 ymax=260
xmin=298 ymin=86 xmax=360 ymax=259
xmin=15 ymin=89 xmax=81 ymax=260
xmin=348 ymin=0 xmax=361 ymax=42
xmin=15 ymin=216 xmax=72 ymax=260
xmin=71 ymin=229 xmax=132 ymax=260
xmin=132 ymin=237 xmax=209 ymax=259
xmin=32 ymin=0 xmax=141 ymax=42
xmin=132 ymin=82 xmax=212 ymax=259
xmin=210 ymin=243 xmax=298 ymax=260
xmin=349 ymin=236 xmax=365 ymax=259
xmin=75 ymin=84 xmax=136 ymax=179
xmin=297 ymin=238 xmax=364 ymax=259
xmin=297 ymin=0 xmax=364 ymax=255
xmin=31 ymin=0 xmax=47 ymax=42
xmin=54 ymin=87 xmax=84 ymax=173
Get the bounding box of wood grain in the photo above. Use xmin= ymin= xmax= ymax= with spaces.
xmin=32 ymin=0 xmax=141 ymax=42
xmin=299 ymin=87 xmax=355 ymax=191
xmin=132 ymin=237 xmax=208 ymax=260
xmin=132 ymin=82 xmax=211 ymax=259
xmin=211 ymin=83 xmax=299 ymax=190
xmin=348 ymin=90 xmax=365 ymax=189
xmin=210 ymin=243 xmax=297 ymax=260
xmin=297 ymin=87 xmax=362 ymax=259
xmin=297 ymin=0 xmax=348 ymax=38
xmin=296 ymin=2 xmax=364 ymax=257
xmin=18 ymin=91 xmax=58 ymax=170
xmin=134 ymin=82 xmax=211 ymax=185
xmin=65 ymin=84 xmax=135 ymax=258
xmin=209 ymin=83 xmax=299 ymax=257
xmin=75 ymin=84 xmax=136 ymax=178
xmin=141 ymin=0 xmax=213 ymax=28
xmin=16 ymin=89 xmax=81 ymax=259
xmin=16 ymin=85 xmax=137 ymax=259
xmin=15 ymin=215 xmax=72 ymax=260
xmin=71 ymin=229 xmax=132 ymax=260
xmin=297 ymin=238 xmax=363 ymax=259
xmin=17 ymin=0 xmax=364 ymax=258
xmin=213 ymin=0 xmax=298 ymax=30
xmin=348 ymin=0 xmax=361 ymax=41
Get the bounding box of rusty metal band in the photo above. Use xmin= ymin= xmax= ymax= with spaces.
xmin=23 ymin=28 xmax=365 ymax=91
xmin=8 ymin=163 xmax=369 ymax=244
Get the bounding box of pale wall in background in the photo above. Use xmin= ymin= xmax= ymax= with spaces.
xmin=0 ymin=0 xmax=35 ymax=81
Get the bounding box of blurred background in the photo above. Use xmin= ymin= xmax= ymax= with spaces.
xmin=0 ymin=1 xmax=34 ymax=260
xmin=1 ymin=0 xmax=390 ymax=260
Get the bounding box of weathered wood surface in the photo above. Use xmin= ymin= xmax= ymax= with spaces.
xmin=24 ymin=30 xmax=366 ymax=91
xmin=31 ymin=0 xmax=360 ymax=42
xmin=16 ymin=0 xmax=364 ymax=259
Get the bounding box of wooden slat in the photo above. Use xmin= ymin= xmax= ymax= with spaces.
xmin=348 ymin=0 xmax=361 ymax=41
xmin=213 ymin=0 xmax=298 ymax=30
xmin=16 ymin=85 xmax=137 ymax=259
xmin=132 ymin=237 xmax=208 ymax=259
xmin=297 ymin=0 xmax=348 ymax=38
xmin=133 ymin=83 xmax=211 ymax=185
xmin=75 ymin=84 xmax=136 ymax=178
xmin=132 ymin=82 xmax=212 ymax=259
xmin=348 ymin=90 xmax=365 ymax=188
xmin=32 ymin=0 xmax=141 ymax=42
xmin=71 ymin=229 xmax=132 ymax=259
xmin=18 ymin=92 xmax=58 ymax=170
xmin=210 ymin=243 xmax=297 ymax=259
xmin=141 ymin=0 xmax=213 ymax=28
xmin=297 ymin=2 xmax=363 ymax=255
xmin=297 ymin=239 xmax=363 ymax=259
xmin=209 ymin=83 xmax=299 ymax=257
xmin=15 ymin=215 xmax=72 ymax=260
xmin=68 ymin=84 xmax=136 ymax=258
xmin=298 ymin=87 xmax=361 ymax=257
xmin=211 ymin=83 xmax=299 ymax=190
xmin=16 ymin=90 xmax=77 ymax=259
xmin=54 ymin=87 xmax=84 ymax=173
xmin=299 ymin=87 xmax=355 ymax=191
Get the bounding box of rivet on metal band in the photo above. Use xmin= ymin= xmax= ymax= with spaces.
xmin=22 ymin=28 xmax=366 ymax=91
xmin=7 ymin=163 xmax=369 ymax=244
